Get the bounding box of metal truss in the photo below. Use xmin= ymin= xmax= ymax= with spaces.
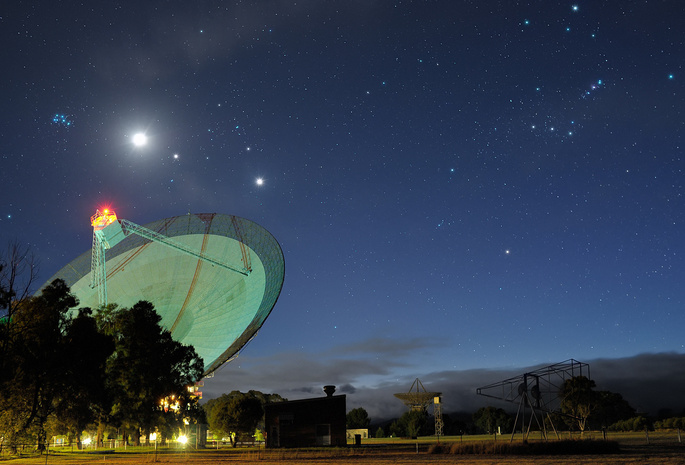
xmin=476 ymin=359 xmax=590 ymax=441
xmin=119 ymin=219 xmax=251 ymax=276
xmin=90 ymin=213 xmax=251 ymax=308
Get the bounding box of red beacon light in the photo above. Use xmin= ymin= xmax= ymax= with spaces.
xmin=91 ymin=209 xmax=118 ymax=231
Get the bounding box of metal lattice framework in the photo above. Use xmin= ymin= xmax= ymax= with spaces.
xmin=434 ymin=396 xmax=444 ymax=438
xmin=394 ymin=378 xmax=441 ymax=412
xmin=476 ymin=359 xmax=590 ymax=441
xmin=39 ymin=213 xmax=285 ymax=377
xmin=394 ymin=378 xmax=444 ymax=437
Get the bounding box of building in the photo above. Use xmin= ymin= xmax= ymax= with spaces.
xmin=264 ymin=386 xmax=346 ymax=448
xmin=346 ymin=429 xmax=368 ymax=440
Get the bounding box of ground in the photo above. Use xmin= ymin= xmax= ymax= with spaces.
xmin=2 ymin=432 xmax=684 ymax=464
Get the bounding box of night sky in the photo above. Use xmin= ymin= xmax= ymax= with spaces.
xmin=2 ymin=1 xmax=685 ymax=419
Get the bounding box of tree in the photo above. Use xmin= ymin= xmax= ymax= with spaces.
xmin=609 ymin=415 xmax=650 ymax=432
xmin=389 ymin=410 xmax=430 ymax=438
xmin=0 ymin=279 xmax=78 ymax=451
xmin=207 ymin=392 xmax=264 ymax=446
xmin=559 ymin=376 xmax=637 ymax=433
xmin=102 ymin=301 xmax=204 ymax=445
xmin=0 ymin=261 xmax=204 ymax=450
xmin=0 ymin=241 xmax=39 ymax=382
xmin=0 ymin=241 xmax=38 ymax=322
xmin=204 ymin=389 xmax=285 ymax=439
xmin=347 ymin=407 xmax=370 ymax=429
xmin=560 ymin=376 xmax=598 ymax=434
xmin=53 ymin=308 xmax=114 ymax=448
xmin=472 ymin=407 xmax=513 ymax=435
xmin=592 ymin=391 xmax=635 ymax=429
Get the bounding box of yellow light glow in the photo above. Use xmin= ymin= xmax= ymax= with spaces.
xmin=178 ymin=435 xmax=188 ymax=444
xmin=91 ymin=208 xmax=118 ymax=230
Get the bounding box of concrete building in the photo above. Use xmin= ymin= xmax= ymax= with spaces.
xmin=264 ymin=385 xmax=346 ymax=448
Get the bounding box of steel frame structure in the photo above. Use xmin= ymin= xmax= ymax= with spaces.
xmin=394 ymin=378 xmax=444 ymax=437
xmin=476 ymin=359 xmax=590 ymax=441
xmin=90 ymin=210 xmax=251 ymax=307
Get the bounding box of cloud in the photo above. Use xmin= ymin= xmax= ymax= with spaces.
xmin=203 ymin=348 xmax=685 ymax=423
xmin=333 ymin=336 xmax=442 ymax=356
xmin=590 ymin=353 xmax=685 ymax=415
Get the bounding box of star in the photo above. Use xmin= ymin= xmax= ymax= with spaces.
xmin=256 ymin=178 xmax=264 ymax=186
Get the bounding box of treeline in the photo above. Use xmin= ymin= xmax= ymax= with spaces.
xmin=609 ymin=416 xmax=685 ymax=432
xmin=0 ymin=269 xmax=204 ymax=453
xmin=654 ymin=417 xmax=685 ymax=430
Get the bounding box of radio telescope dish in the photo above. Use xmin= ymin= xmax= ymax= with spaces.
xmin=394 ymin=378 xmax=441 ymax=412
xmin=38 ymin=213 xmax=285 ymax=377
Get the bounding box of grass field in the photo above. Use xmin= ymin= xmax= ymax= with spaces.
xmin=2 ymin=431 xmax=684 ymax=464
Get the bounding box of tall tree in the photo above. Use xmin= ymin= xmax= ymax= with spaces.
xmin=0 ymin=242 xmax=39 ymax=379
xmin=102 ymin=301 xmax=204 ymax=445
xmin=346 ymin=407 xmax=371 ymax=429
xmin=389 ymin=410 xmax=430 ymax=438
xmin=0 ymin=241 xmax=38 ymax=321
xmin=0 ymin=279 xmax=77 ymax=451
xmin=560 ymin=376 xmax=598 ymax=434
xmin=54 ymin=308 xmax=114 ymax=448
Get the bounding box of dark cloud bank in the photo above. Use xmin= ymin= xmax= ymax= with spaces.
xmin=204 ymin=351 xmax=685 ymax=422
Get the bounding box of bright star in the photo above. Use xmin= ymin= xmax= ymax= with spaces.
xmin=572 ymin=5 xmax=579 ymax=11
xmin=256 ymin=178 xmax=264 ymax=186
xmin=132 ymin=133 xmax=148 ymax=147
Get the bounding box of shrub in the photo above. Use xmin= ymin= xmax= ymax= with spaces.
xmin=447 ymin=439 xmax=619 ymax=455
xmin=427 ymin=443 xmax=448 ymax=454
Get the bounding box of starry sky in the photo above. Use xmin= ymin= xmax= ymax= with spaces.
xmin=2 ymin=1 xmax=685 ymax=420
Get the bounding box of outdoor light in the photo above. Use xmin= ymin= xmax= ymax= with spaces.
xmin=82 ymin=437 xmax=92 ymax=446
xmin=178 ymin=435 xmax=188 ymax=445
xmin=150 ymin=432 xmax=157 ymax=441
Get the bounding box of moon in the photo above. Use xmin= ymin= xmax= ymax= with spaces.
xmin=132 ymin=133 xmax=148 ymax=147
